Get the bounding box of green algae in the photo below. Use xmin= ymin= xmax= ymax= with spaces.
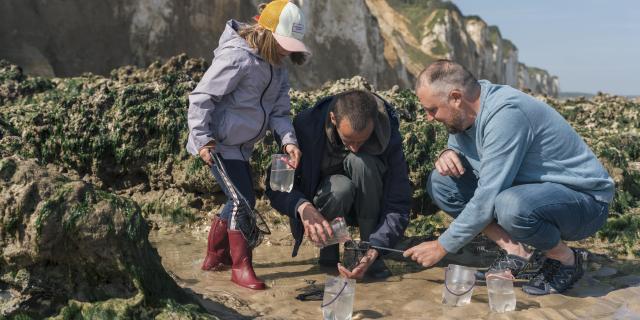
xmin=0 ymin=158 xmax=214 ymax=318
xmin=1 ymin=54 xmax=639 ymax=255
xmin=141 ymin=201 xmax=197 ymax=225
xmin=0 ymin=158 xmax=16 ymax=182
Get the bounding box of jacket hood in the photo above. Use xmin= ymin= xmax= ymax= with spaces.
xmin=214 ymin=20 xmax=259 ymax=57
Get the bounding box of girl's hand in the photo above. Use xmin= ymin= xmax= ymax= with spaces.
xmin=198 ymin=141 xmax=216 ymax=167
xmin=284 ymin=144 xmax=302 ymax=168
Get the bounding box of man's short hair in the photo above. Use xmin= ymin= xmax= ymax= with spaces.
xmin=415 ymin=59 xmax=480 ymax=99
xmin=330 ymin=90 xmax=377 ymax=132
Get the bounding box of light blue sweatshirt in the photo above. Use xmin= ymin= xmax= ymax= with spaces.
xmin=438 ymin=80 xmax=615 ymax=253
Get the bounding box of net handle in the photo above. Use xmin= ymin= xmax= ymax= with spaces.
xmin=210 ymin=151 xmax=243 ymax=209
xmin=320 ymin=280 xmax=348 ymax=308
xmin=209 ymin=151 xmax=270 ymax=235
xmin=444 ymin=266 xmax=475 ymax=296
xmin=346 ymin=241 xmax=405 ymax=254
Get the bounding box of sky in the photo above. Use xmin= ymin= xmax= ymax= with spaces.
xmin=451 ymin=0 xmax=640 ymax=96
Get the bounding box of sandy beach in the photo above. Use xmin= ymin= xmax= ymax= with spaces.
xmin=150 ymin=228 xmax=640 ymax=320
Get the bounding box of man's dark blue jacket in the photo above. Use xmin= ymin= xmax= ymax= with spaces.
xmin=265 ymin=94 xmax=412 ymax=257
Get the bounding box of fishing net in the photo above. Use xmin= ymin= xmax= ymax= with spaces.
xmin=211 ymin=152 xmax=270 ymax=249
xmin=343 ymin=240 xmax=371 ymax=271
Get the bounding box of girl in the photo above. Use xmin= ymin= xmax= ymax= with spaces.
xmin=187 ymin=0 xmax=309 ymax=290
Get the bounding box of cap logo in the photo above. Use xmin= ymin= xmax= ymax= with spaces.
xmin=291 ymin=22 xmax=305 ymax=35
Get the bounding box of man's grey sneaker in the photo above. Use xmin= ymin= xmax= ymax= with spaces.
xmin=476 ymin=249 xmax=546 ymax=280
xmin=522 ymin=248 xmax=586 ymax=295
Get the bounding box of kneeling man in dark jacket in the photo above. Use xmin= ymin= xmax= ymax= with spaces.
xmin=266 ymin=90 xmax=412 ymax=279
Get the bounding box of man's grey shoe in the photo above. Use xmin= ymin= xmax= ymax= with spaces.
xmin=522 ymin=248 xmax=586 ymax=295
xmin=476 ymin=249 xmax=546 ymax=280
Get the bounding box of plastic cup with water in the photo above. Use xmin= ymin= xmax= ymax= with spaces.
xmin=318 ymin=217 xmax=351 ymax=248
xmin=270 ymin=154 xmax=295 ymax=192
xmin=322 ymin=275 xmax=355 ymax=320
xmin=486 ymin=269 xmax=516 ymax=313
xmin=442 ymin=264 xmax=476 ymax=307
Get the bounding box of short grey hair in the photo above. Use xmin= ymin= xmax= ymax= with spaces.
xmin=415 ymin=60 xmax=480 ymax=100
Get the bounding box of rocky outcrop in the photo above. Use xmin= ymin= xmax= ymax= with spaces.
xmin=2 ymin=52 xmax=640 ymax=256
xmin=0 ymin=57 xmax=444 ymax=219
xmin=3 ymin=56 xmax=638 ymax=236
xmin=1 ymin=0 xmax=557 ymax=95
xmin=0 ymin=155 xmax=218 ymax=318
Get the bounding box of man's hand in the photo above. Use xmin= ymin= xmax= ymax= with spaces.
xmin=298 ymin=202 xmax=333 ymax=246
xmin=284 ymin=144 xmax=302 ymax=168
xmin=198 ymin=142 xmax=216 ymax=167
xmin=403 ymin=240 xmax=448 ymax=268
xmin=337 ymin=248 xmax=378 ymax=279
xmin=435 ymin=149 xmax=465 ymax=177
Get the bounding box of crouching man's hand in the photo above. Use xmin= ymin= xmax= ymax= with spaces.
xmin=337 ymin=248 xmax=378 ymax=279
xmin=435 ymin=149 xmax=465 ymax=178
xmin=403 ymin=240 xmax=447 ymax=268
xmin=297 ymin=202 xmax=333 ymax=246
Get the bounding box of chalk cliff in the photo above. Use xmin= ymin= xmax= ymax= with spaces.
xmin=0 ymin=0 xmax=558 ymax=95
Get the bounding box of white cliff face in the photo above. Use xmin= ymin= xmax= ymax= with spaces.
xmin=503 ymin=42 xmax=519 ymax=86
xmin=0 ymin=0 xmax=558 ymax=95
xmin=518 ymin=64 xmax=559 ymax=97
xmin=369 ymin=2 xmax=558 ymax=96
xmin=288 ymin=0 xmax=410 ymax=89
xmin=0 ymin=0 xmax=254 ymax=76
xmin=128 ymin=0 xmax=174 ymax=63
xmin=364 ymin=0 xmax=423 ymax=86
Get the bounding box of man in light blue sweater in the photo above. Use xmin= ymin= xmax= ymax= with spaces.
xmin=404 ymin=60 xmax=614 ymax=295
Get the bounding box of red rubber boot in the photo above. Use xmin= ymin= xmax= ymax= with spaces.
xmin=201 ymin=215 xmax=231 ymax=271
xmin=228 ymin=229 xmax=265 ymax=290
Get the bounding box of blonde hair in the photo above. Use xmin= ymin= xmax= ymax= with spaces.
xmin=238 ymin=3 xmax=307 ymax=66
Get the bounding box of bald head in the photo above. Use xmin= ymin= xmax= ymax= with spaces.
xmin=415 ymin=60 xmax=480 ymax=101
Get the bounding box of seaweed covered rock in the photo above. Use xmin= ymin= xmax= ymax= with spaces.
xmin=1 ymin=56 xmax=639 ymax=252
xmin=0 ymin=57 xmax=446 ymax=217
xmin=0 ymin=55 xmax=211 ymax=194
xmin=0 ymin=60 xmax=53 ymax=106
xmin=0 ymin=156 xmax=216 ymax=319
xmin=545 ymin=94 xmax=640 ymax=255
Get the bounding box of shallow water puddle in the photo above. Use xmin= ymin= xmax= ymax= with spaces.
xmin=150 ymin=229 xmax=640 ymax=319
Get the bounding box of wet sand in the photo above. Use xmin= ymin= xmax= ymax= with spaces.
xmin=150 ymin=228 xmax=640 ymax=320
